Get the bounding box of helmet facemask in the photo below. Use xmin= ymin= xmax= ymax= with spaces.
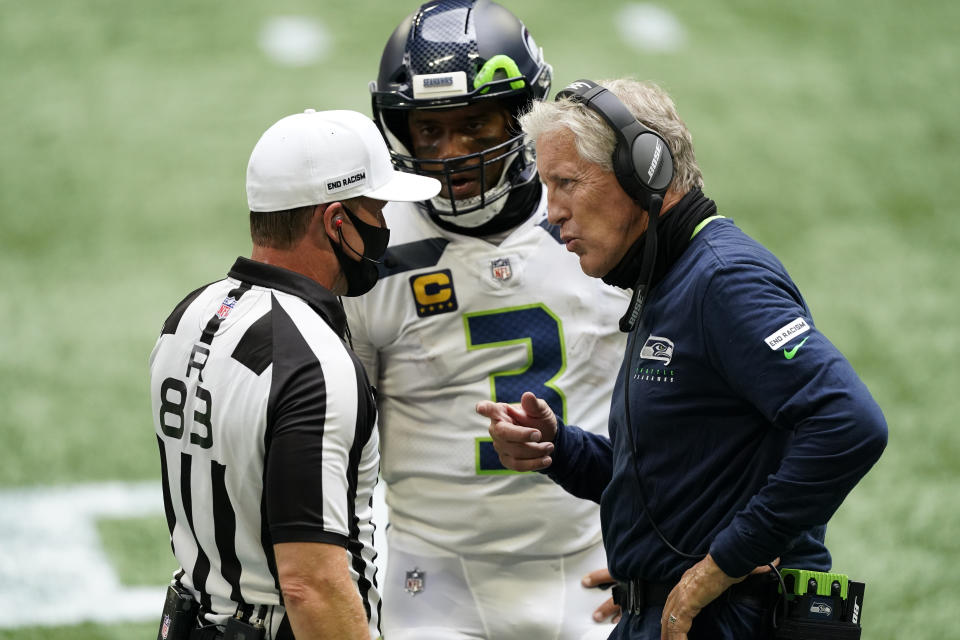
xmin=380 ymin=109 xmax=537 ymax=226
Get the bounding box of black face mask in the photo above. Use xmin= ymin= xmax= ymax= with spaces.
xmin=331 ymin=204 xmax=390 ymax=297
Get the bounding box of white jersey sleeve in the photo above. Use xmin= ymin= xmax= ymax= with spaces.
xmin=343 ymin=194 xmax=629 ymax=556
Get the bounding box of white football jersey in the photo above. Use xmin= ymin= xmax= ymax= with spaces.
xmin=343 ymin=192 xmax=628 ymax=556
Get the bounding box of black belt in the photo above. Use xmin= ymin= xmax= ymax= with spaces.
xmin=189 ymin=624 xmax=223 ymax=640
xmin=612 ymin=579 xmax=674 ymax=615
xmin=613 ymin=573 xmax=779 ymax=615
xmin=190 ymin=614 xmax=285 ymax=640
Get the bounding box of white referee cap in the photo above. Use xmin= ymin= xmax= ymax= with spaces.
xmin=246 ymin=108 xmax=440 ymax=212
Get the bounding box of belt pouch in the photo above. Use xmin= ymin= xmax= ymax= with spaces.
xmin=158 ymin=584 xmax=200 ymax=640
xmin=224 ymin=617 xmax=266 ymax=640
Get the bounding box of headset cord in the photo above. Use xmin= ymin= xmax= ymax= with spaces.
xmin=336 ymin=295 xmax=355 ymax=351
xmin=769 ymin=562 xmax=788 ymax=630
xmin=619 ymin=194 xmax=706 ymax=561
xmin=618 ymin=198 xmax=788 ymax=621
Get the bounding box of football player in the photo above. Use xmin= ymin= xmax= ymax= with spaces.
xmin=343 ymin=2 xmax=629 ymax=637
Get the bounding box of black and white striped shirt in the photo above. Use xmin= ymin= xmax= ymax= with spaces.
xmin=150 ymin=257 xmax=381 ymax=638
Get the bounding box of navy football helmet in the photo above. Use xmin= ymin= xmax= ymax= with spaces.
xmin=371 ymin=0 xmax=552 ymax=232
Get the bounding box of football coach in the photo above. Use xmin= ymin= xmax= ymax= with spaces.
xmin=150 ymin=109 xmax=438 ymax=639
xmin=477 ymin=78 xmax=887 ymax=639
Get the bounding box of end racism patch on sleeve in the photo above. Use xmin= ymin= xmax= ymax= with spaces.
xmin=764 ymin=317 xmax=810 ymax=350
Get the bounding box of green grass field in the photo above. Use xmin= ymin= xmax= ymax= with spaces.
xmin=1 ymin=0 xmax=958 ymax=637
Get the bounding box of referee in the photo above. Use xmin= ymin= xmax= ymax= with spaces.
xmin=150 ymin=109 xmax=439 ymax=639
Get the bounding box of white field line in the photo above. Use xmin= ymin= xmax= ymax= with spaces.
xmin=0 ymin=480 xmax=390 ymax=628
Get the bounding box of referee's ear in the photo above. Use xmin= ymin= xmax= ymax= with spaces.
xmin=312 ymin=202 xmax=341 ymax=247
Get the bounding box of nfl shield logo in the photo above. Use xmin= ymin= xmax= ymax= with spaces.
xmin=216 ymin=296 xmax=237 ymax=320
xmin=490 ymin=257 xmax=512 ymax=281
xmin=160 ymin=614 xmax=171 ymax=639
xmin=404 ymin=568 xmax=425 ymax=596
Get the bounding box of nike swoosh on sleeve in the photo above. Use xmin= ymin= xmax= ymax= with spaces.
xmin=783 ymin=336 xmax=810 ymax=360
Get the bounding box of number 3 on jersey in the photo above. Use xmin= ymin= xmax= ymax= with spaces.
xmin=464 ymin=304 xmax=566 ymax=474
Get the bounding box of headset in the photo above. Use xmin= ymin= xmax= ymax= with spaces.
xmin=554 ymin=79 xmax=673 ymax=211
xmin=554 ymin=79 xmax=675 ymax=332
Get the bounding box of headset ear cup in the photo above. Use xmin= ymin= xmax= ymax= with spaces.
xmin=631 ymin=133 xmax=674 ymax=194
xmin=612 ymin=141 xmax=631 ymax=182
xmin=612 ymin=141 xmax=648 ymax=208
xmin=557 ymin=79 xmax=674 ymax=207
xmin=611 ymin=140 xmax=644 ymax=201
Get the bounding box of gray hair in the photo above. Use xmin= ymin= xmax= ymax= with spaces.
xmin=520 ymin=78 xmax=703 ymax=193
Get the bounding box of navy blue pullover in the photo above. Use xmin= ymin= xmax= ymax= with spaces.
xmin=545 ymin=217 xmax=887 ymax=581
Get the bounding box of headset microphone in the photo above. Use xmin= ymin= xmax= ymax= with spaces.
xmin=618 ymin=194 xmax=661 ymax=333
